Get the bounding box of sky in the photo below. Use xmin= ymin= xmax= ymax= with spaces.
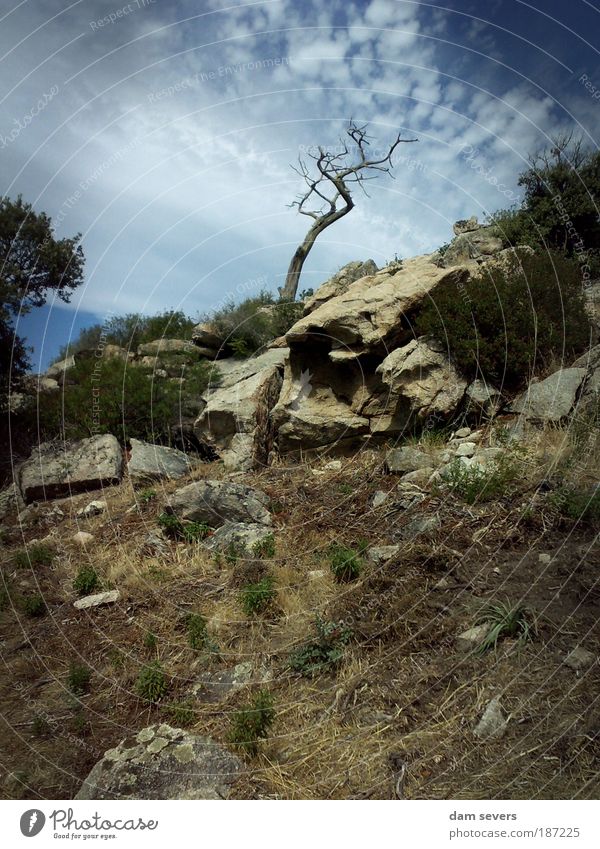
xmin=1 ymin=0 xmax=600 ymax=370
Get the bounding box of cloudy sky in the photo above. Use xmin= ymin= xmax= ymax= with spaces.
xmin=2 ymin=0 xmax=599 ymax=369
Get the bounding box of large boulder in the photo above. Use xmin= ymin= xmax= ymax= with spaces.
xmin=127 ymin=439 xmax=194 ymax=482
xmin=76 ymin=724 xmax=244 ymax=800
xmin=165 ymin=480 xmax=271 ymax=526
xmin=191 ymin=321 xmax=224 ymax=351
xmin=204 ymin=521 xmax=273 ymax=553
xmin=441 ymin=220 xmax=503 ymax=267
xmin=19 ymin=434 xmax=123 ymax=503
xmin=508 ymin=368 xmax=587 ymax=422
xmin=303 ymin=259 xmax=378 ymax=314
xmin=45 ymin=354 xmax=76 ymax=385
xmin=194 ymin=350 xmax=285 ymax=470
xmin=137 ymin=338 xmax=197 ymax=357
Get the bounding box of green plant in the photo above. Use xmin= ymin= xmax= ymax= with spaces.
xmin=164 ymin=700 xmax=196 ymax=727
xmin=143 ymin=631 xmax=157 ymax=650
xmin=73 ymin=565 xmax=100 ymax=595
xmin=328 ymin=542 xmax=362 ymax=583
xmin=136 ymin=660 xmax=168 ymax=702
xmin=475 ymin=600 xmax=534 ymax=654
xmin=32 ymin=715 xmax=51 ymax=736
xmin=252 ymin=534 xmax=275 ymax=559
xmin=138 ymin=488 xmax=157 ymax=504
xmin=158 ymin=513 xmax=210 ymax=542
xmin=240 ymin=576 xmax=276 ymax=616
xmin=550 ymin=485 xmax=600 ymax=525
xmin=337 ymin=482 xmax=354 ymax=495
xmin=229 ymin=690 xmax=275 ymax=756
xmin=186 ymin=613 xmax=208 ymax=651
xmin=67 ymin=662 xmax=92 ymax=695
xmin=288 ymin=617 xmax=353 ymax=676
xmin=439 ymin=455 xmax=520 ymax=504
xmin=21 ymin=593 xmax=46 ymax=617
xmin=181 ymin=522 xmax=211 ymax=543
xmin=14 ymin=543 xmax=54 ymax=569
xmin=225 ymin=542 xmax=241 ymax=566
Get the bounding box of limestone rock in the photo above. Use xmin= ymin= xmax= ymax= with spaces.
xmin=45 ymin=354 xmax=76 ymax=383
xmin=76 ymin=500 xmax=107 ymax=519
xmin=191 ymin=321 xmax=224 ymax=351
xmin=465 ymin=380 xmax=502 ymax=417
xmin=127 ymin=439 xmax=193 ymax=482
xmin=203 ymin=522 xmax=273 ymax=554
xmin=73 ymin=531 xmax=94 ymax=546
xmin=456 ymin=623 xmax=491 ymax=652
xmin=564 ymin=647 xmax=595 ymax=671
xmin=165 ymin=480 xmax=271 ymax=527
xmin=137 ymin=338 xmax=197 ymax=357
xmin=303 ymin=259 xmax=378 ymax=314
xmin=402 ymin=513 xmax=441 ymax=540
xmin=367 ymin=545 xmax=400 ymax=565
xmin=74 ymin=590 xmax=120 ymax=610
xmin=509 ymin=368 xmax=587 ymax=422
xmin=385 ymin=446 xmax=432 ymax=474
xmin=473 ymin=696 xmax=508 ymax=739
xmin=453 ymin=216 xmax=479 ymax=235
xmin=19 ymin=435 xmax=123 ymax=503
xmin=76 ymin=724 xmax=244 ymax=800
xmin=192 ymin=662 xmax=271 ymax=703
xmin=442 ymin=225 xmax=503 ymax=267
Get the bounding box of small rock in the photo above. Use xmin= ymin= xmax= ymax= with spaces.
xmin=367 ymin=545 xmax=401 ymax=565
xmin=324 ymin=460 xmax=342 ymax=471
xmin=203 ymin=522 xmax=273 ymax=554
xmin=140 ymin=530 xmax=170 ymax=557
xmin=74 ymin=590 xmax=120 ymax=610
xmin=400 ymin=468 xmax=434 ymax=487
xmin=454 ymin=426 xmax=472 ymax=438
xmin=308 ymin=569 xmax=327 ymax=580
xmin=564 ymin=647 xmax=595 ymax=671
xmin=456 ymin=623 xmax=490 ymax=651
xmin=385 ymin=446 xmax=432 ymax=474
xmin=402 ymin=513 xmax=441 ymax=540
xmin=76 ymin=500 xmax=107 ymax=519
xmin=538 ymin=553 xmax=552 ymax=565
xmin=455 ymin=442 xmax=476 ymax=457
xmin=72 ymin=531 xmax=94 ymax=546
xmin=372 ymin=490 xmax=388 ymax=508
xmin=474 ymin=696 xmax=507 ymax=739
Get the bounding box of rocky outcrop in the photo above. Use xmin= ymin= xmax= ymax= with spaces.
xmin=440 ymin=218 xmax=503 ymax=267
xmin=137 ymin=338 xmax=198 ymax=357
xmin=19 ymin=434 xmax=123 ymax=503
xmin=165 ymin=480 xmax=271 ymax=526
xmin=127 ymin=439 xmax=193 ymax=482
xmin=191 ymin=321 xmax=225 ymax=356
xmin=303 ymin=259 xmax=378 ymax=314
xmin=509 ymin=367 xmax=587 ymax=422
xmin=204 ymin=521 xmax=273 ymax=553
xmin=194 ymin=349 xmax=285 ymax=470
xmin=76 ymin=724 xmax=244 ymax=800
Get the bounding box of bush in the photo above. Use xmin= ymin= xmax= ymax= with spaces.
xmin=68 ymin=663 xmax=92 ymax=695
xmin=21 ymin=594 xmax=46 ymax=617
xmin=136 ymin=660 xmax=168 ymax=702
xmin=73 ymin=565 xmax=100 ymax=595
xmin=186 ymin=613 xmax=208 ymax=651
xmin=251 ymin=534 xmax=275 ymax=559
xmin=14 ymin=544 xmax=54 ymax=570
xmin=240 ymin=576 xmax=276 ymax=616
xmin=416 ymin=251 xmax=590 ymax=389
xmin=551 ymin=485 xmax=600 ymax=525
xmin=439 ymin=455 xmax=520 ymax=504
xmin=229 ymin=690 xmax=275 ymax=756
xmin=209 ymin=292 xmax=303 ymax=358
xmin=288 ymin=618 xmax=353 ymax=677
xmin=158 ymin=513 xmax=211 ymax=542
xmin=327 ymin=542 xmax=362 ymax=582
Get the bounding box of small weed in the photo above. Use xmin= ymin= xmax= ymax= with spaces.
xmin=107 ymin=648 xmax=125 ymax=669
xmin=32 ymin=715 xmax=51 ymax=736
xmin=143 ymin=631 xmax=157 ymax=651
xmin=147 ymin=563 xmax=168 ymax=583
xmin=181 ymin=522 xmax=211 ymax=543
xmin=225 ymin=542 xmax=241 ymax=566
xmin=240 ymin=576 xmax=276 ymax=616
xmin=289 ymin=618 xmax=353 ymax=676
xmin=252 ymin=534 xmax=275 ymax=559
xmin=337 ymin=483 xmax=354 ymax=496
xmin=158 ymin=513 xmax=210 ymax=542
xmin=21 ymin=594 xmax=46 ymax=617
xmin=550 ymin=485 xmax=600 ymax=525
xmin=14 ymin=544 xmax=54 ymax=569
xmin=73 ymin=565 xmax=100 ymax=595
xmin=476 ymin=600 xmax=534 ymax=654
xmin=439 ymin=455 xmax=520 ymax=504
xmin=136 ymin=660 xmax=168 ymax=702
xmin=229 ymin=690 xmax=275 ymax=756
xmin=328 ymin=542 xmax=362 ymax=583
xmin=186 ymin=613 xmax=208 ymax=651
xmin=164 ymin=700 xmax=196 ymax=727
xmin=68 ymin=663 xmax=92 ymax=695
xmin=138 ymin=488 xmax=157 ymax=504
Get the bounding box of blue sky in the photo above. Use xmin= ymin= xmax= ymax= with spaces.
xmin=1 ymin=0 xmax=599 ymax=369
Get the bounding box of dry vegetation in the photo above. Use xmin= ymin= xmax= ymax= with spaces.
xmin=0 ymin=421 xmax=599 ymax=800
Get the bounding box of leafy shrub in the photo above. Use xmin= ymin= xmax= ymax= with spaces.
xmin=143 ymin=631 xmax=157 ymax=650
xmin=73 ymin=565 xmax=100 ymax=595
xmin=327 ymin=542 xmax=362 ymax=583
xmin=158 ymin=513 xmax=210 ymax=542
xmin=136 ymin=660 xmax=168 ymax=702
xmin=14 ymin=544 xmax=54 ymax=569
xmin=209 ymin=292 xmax=303 ymax=358
xmin=186 ymin=613 xmax=208 ymax=650
xmin=476 ymin=601 xmax=534 ymax=654
xmin=163 ymin=700 xmax=196 ymax=727
xmin=229 ymin=690 xmax=275 ymax=756
xmin=21 ymin=594 xmax=46 ymax=617
xmin=138 ymin=488 xmax=157 ymax=504
xmin=550 ymin=485 xmax=600 ymax=525
xmin=252 ymin=534 xmax=275 ymax=559
xmin=240 ymin=576 xmax=276 ymax=616
xmin=416 ymin=251 xmax=590 ymax=389
xmin=289 ymin=618 xmax=353 ymax=676
xmin=68 ymin=663 xmax=92 ymax=695
xmin=439 ymin=455 xmax=521 ymax=504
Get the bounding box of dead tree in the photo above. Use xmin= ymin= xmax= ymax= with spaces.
xmin=280 ymin=121 xmax=417 ymax=301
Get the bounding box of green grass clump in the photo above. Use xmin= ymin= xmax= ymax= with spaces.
xmin=476 ymin=600 xmax=534 ymax=654
xmin=551 ymin=485 xmax=600 ymax=525
xmin=67 ymin=663 xmax=92 ymax=695
xmin=289 ymin=618 xmax=353 ymax=677
xmin=21 ymin=594 xmax=46 ymax=617
xmin=240 ymin=576 xmax=276 ymax=616
xmin=138 ymin=488 xmax=157 ymax=504
xmin=136 ymin=660 xmax=168 ymax=702
xmin=186 ymin=613 xmax=208 ymax=651
xmin=14 ymin=544 xmax=54 ymax=569
xmin=328 ymin=542 xmax=362 ymax=583
xmin=73 ymin=565 xmax=100 ymax=595
xmin=252 ymin=534 xmax=275 ymax=559
xmin=229 ymin=690 xmax=275 ymax=756
xmin=163 ymin=700 xmax=196 ymax=727
xmin=143 ymin=631 xmax=157 ymax=650
xmin=439 ymin=455 xmax=520 ymax=504
xmin=158 ymin=513 xmax=211 ymax=542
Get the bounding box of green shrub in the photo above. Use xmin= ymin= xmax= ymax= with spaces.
xmin=186 ymin=613 xmax=208 ymax=651
xmin=21 ymin=594 xmax=46 ymax=617
xmin=143 ymin=631 xmax=157 ymax=650
xmin=68 ymin=663 xmax=92 ymax=695
xmin=439 ymin=455 xmax=521 ymax=504
xmin=158 ymin=513 xmax=210 ymax=542
xmin=252 ymin=534 xmax=275 ymax=559
xmin=416 ymin=251 xmax=590 ymax=389
xmin=328 ymin=542 xmax=362 ymax=583
xmin=289 ymin=618 xmax=353 ymax=676
xmin=209 ymin=292 xmax=303 ymax=358
xmin=240 ymin=576 xmax=276 ymax=616
xmin=550 ymin=485 xmax=600 ymax=524
xmin=14 ymin=544 xmax=54 ymax=569
xmin=138 ymin=488 xmax=157 ymax=504
xmin=136 ymin=660 xmax=168 ymax=702
xmin=73 ymin=565 xmax=100 ymax=595
xmin=229 ymin=690 xmax=275 ymax=756
xmin=163 ymin=700 xmax=196 ymax=727
xmin=475 ymin=601 xmax=534 ymax=654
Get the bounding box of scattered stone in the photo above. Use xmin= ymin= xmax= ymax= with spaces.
xmin=385 ymin=446 xmax=433 ymax=474
xmin=509 ymin=368 xmax=587 ymax=422
xmin=367 ymin=545 xmax=401 ymax=565
xmin=473 ymin=696 xmax=508 ymax=740
xmin=455 ymin=442 xmax=477 ymax=458
xmin=76 ymin=500 xmax=107 ymax=519
xmin=308 ymin=569 xmax=327 ymax=580
xmin=191 ymin=662 xmax=271 ymax=703
xmin=372 ymin=490 xmax=389 ymax=508
xmin=19 ymin=434 xmax=123 ymax=503
xmin=454 ymin=426 xmax=472 ymax=438
xmin=456 ymin=623 xmax=491 ymax=651
xmin=72 ymin=531 xmax=94 ymax=546
xmin=166 ymin=480 xmax=271 ymax=527
xmin=324 ymin=460 xmax=342 ymax=471
xmin=74 ymin=590 xmax=120 ymax=610
xmin=402 ymin=513 xmax=441 ymax=540
xmin=140 ymin=530 xmax=170 ymax=557
xmin=203 ymin=522 xmax=273 ymax=554
xmin=400 ymin=468 xmax=435 ymax=487
xmin=76 ymin=724 xmax=244 ymax=800
xmin=538 ymin=553 xmax=552 ymax=565
xmin=127 ymin=439 xmax=193 ymax=482
xmin=564 ymin=647 xmax=595 ymax=672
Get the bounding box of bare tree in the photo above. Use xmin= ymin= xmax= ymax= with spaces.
xmin=280 ymin=121 xmax=417 ymax=301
